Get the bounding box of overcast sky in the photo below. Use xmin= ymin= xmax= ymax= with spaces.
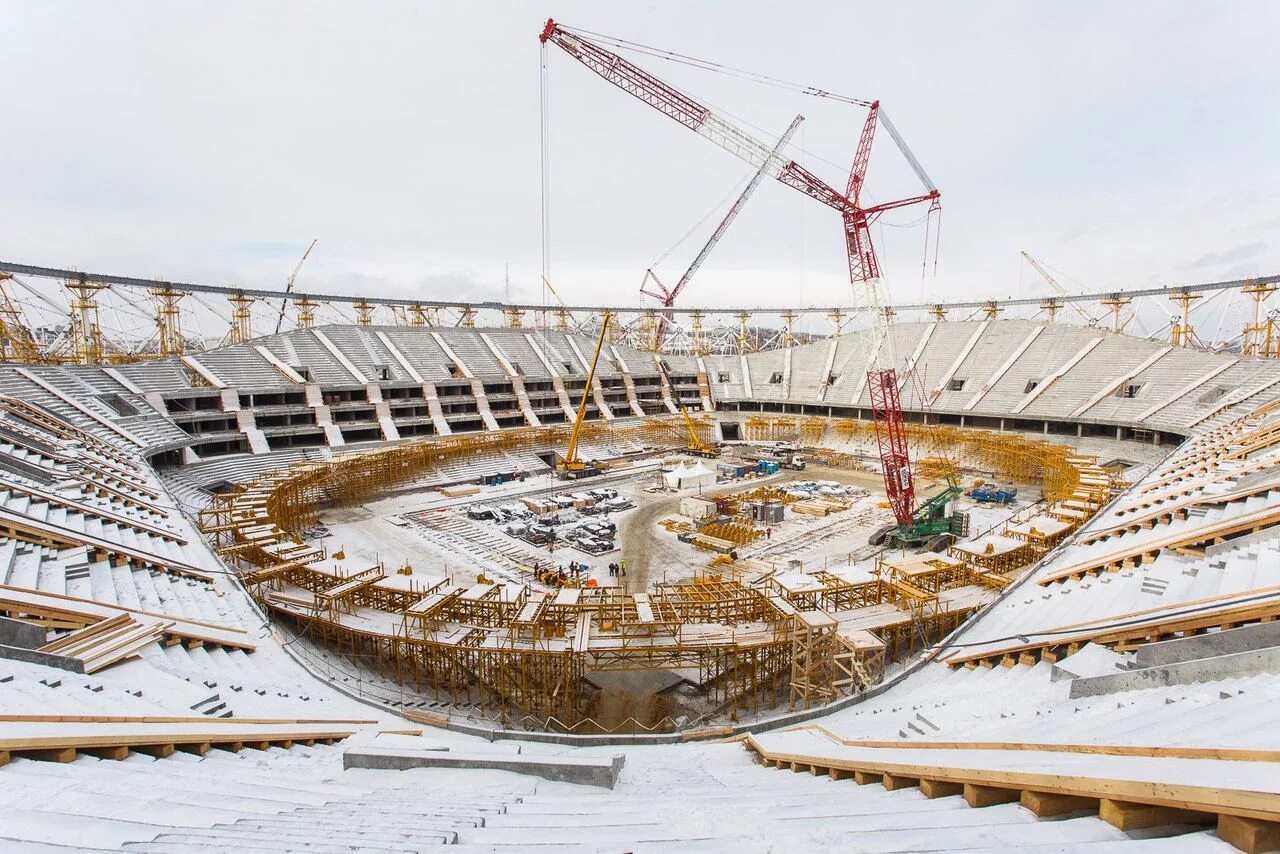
xmin=3 ymin=1 xmax=1277 ymax=316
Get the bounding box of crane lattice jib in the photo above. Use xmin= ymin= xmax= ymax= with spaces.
xmin=541 ymin=21 xmax=940 ymax=280
xmin=541 ymin=22 xmax=859 ymax=219
xmin=644 ymin=115 xmax=804 ymax=350
xmin=867 ymin=368 xmax=915 ymax=526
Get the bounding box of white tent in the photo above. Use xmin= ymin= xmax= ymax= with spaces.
xmin=665 ymin=460 xmax=716 ymax=491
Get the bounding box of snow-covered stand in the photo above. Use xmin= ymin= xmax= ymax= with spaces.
xmin=0 ymin=325 xmax=1278 ymax=851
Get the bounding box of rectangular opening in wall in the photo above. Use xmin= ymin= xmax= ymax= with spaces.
xmin=563 ymin=362 xmax=576 ymax=375
xmin=948 ymin=378 xmax=966 ymax=391
xmin=717 ymin=372 xmax=730 ymax=383
xmin=292 ymin=366 xmax=312 ymax=381
xmin=827 ymin=373 xmax=839 ymax=386
xmin=447 ymin=364 xmax=464 ymax=379
xmin=1117 ymin=383 xmax=1143 ymax=399
xmin=769 ymin=372 xmax=784 ymax=384
xmin=1024 ymin=380 xmax=1039 ymax=393
xmin=512 ymin=362 xmax=525 ymax=376
xmin=1197 ymin=386 xmax=1230 ymax=404
xmin=374 ymin=365 xmax=393 ymax=381
xmin=96 ymin=394 xmax=138 ymax=417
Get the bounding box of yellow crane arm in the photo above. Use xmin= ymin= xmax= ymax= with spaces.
xmin=563 ymin=312 xmax=612 ymax=469
xmin=680 ymin=406 xmax=709 ymax=452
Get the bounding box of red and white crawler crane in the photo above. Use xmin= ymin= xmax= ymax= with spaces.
xmin=540 ymin=19 xmax=940 ymax=526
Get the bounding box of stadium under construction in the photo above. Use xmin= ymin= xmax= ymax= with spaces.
xmin=0 ymin=13 xmax=1278 ymax=854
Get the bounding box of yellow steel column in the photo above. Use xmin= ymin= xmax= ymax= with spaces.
xmin=151 ymin=285 xmax=185 ymax=357
xmin=354 ymin=299 xmax=375 ymax=326
xmin=228 ymin=293 xmax=254 ymax=343
xmin=295 ymin=297 xmax=319 ymax=329
xmin=689 ymin=310 xmax=706 ymax=356
xmin=65 ymin=277 xmax=106 ymax=365
xmin=780 ymin=310 xmax=798 ymax=349
xmin=1242 ymin=281 xmax=1277 ymax=356
xmin=1100 ymin=295 xmax=1131 ymax=333
xmin=1169 ymin=290 xmax=1200 ymax=347
xmin=735 ymin=311 xmax=753 ymax=354
xmin=1040 ymin=298 xmax=1061 ymax=323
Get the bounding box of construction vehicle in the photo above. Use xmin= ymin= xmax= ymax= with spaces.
xmin=967 ymin=482 xmax=1018 ymax=505
xmin=555 ymin=312 xmax=612 ymax=480
xmin=680 ymin=407 xmax=721 ymax=458
xmin=738 ymin=442 xmax=806 ymax=471
xmin=868 ymin=481 xmax=969 ymax=552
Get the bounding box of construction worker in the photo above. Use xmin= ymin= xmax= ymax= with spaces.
xmin=619 ymin=560 xmax=627 ymax=577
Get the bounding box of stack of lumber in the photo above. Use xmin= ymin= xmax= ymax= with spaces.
xmin=39 ymin=614 xmax=170 ymax=674
xmin=791 ymin=501 xmax=833 ymax=517
xmin=690 ymin=533 xmax=736 ymax=554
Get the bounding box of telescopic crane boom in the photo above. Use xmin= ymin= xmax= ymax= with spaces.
xmin=1021 ymin=251 xmax=1096 ymax=324
xmin=275 ymin=239 xmax=317 ymax=334
xmin=679 ymin=406 xmax=720 ymax=458
xmin=558 ymin=311 xmax=612 ymax=478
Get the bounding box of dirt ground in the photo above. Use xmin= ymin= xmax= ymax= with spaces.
xmin=619 ymin=463 xmax=895 ymax=593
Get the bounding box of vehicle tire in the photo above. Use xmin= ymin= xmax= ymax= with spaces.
xmin=926 ymin=533 xmax=954 ymax=553
xmin=868 ymin=524 xmax=896 ymax=547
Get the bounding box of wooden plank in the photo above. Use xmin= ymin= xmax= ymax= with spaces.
xmin=746 ymin=736 xmax=1280 ymax=822
xmin=799 ymin=726 xmax=1280 ymax=764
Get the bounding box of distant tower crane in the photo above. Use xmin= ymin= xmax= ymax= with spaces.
xmin=641 ymin=115 xmax=804 ymax=351
xmin=541 ymin=19 xmax=941 ymax=528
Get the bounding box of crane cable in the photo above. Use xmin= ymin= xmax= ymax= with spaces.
xmin=562 ymin=24 xmax=873 ymax=107
xmin=540 ymin=41 xmax=551 ymax=316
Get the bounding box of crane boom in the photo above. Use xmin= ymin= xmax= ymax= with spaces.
xmin=642 ymin=115 xmax=804 ymax=349
xmin=541 ymin=22 xmax=859 ymax=219
xmin=560 ymin=311 xmax=612 ymax=474
xmin=275 ymin=239 xmax=317 ymax=334
xmin=542 ymin=18 xmax=941 ymax=525
xmin=668 ymin=114 xmax=803 ymax=304
xmin=1020 ymin=251 xmax=1095 ymax=323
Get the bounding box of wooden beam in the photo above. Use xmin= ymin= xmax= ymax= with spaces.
xmin=920 ymin=778 xmax=964 ymax=799
xmin=135 ymin=743 xmax=174 ymax=758
xmin=1020 ymin=790 xmax=1099 ymax=817
xmin=1099 ymin=798 xmax=1214 ymax=831
xmin=18 ymin=747 xmax=77 ymax=763
xmin=1218 ymin=815 xmax=1280 ymax=854
xmin=964 ymin=783 xmax=1020 ymax=808
xmin=882 ymin=773 xmax=919 ymax=791
xmin=81 ymin=745 xmax=130 ymax=761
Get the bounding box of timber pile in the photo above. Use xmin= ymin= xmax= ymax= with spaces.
xmin=690 ymin=533 xmax=736 ymax=554
xmin=39 ymin=613 xmax=170 ymax=674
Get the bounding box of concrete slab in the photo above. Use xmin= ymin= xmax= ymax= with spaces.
xmin=343 ymin=745 xmax=625 ymax=788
